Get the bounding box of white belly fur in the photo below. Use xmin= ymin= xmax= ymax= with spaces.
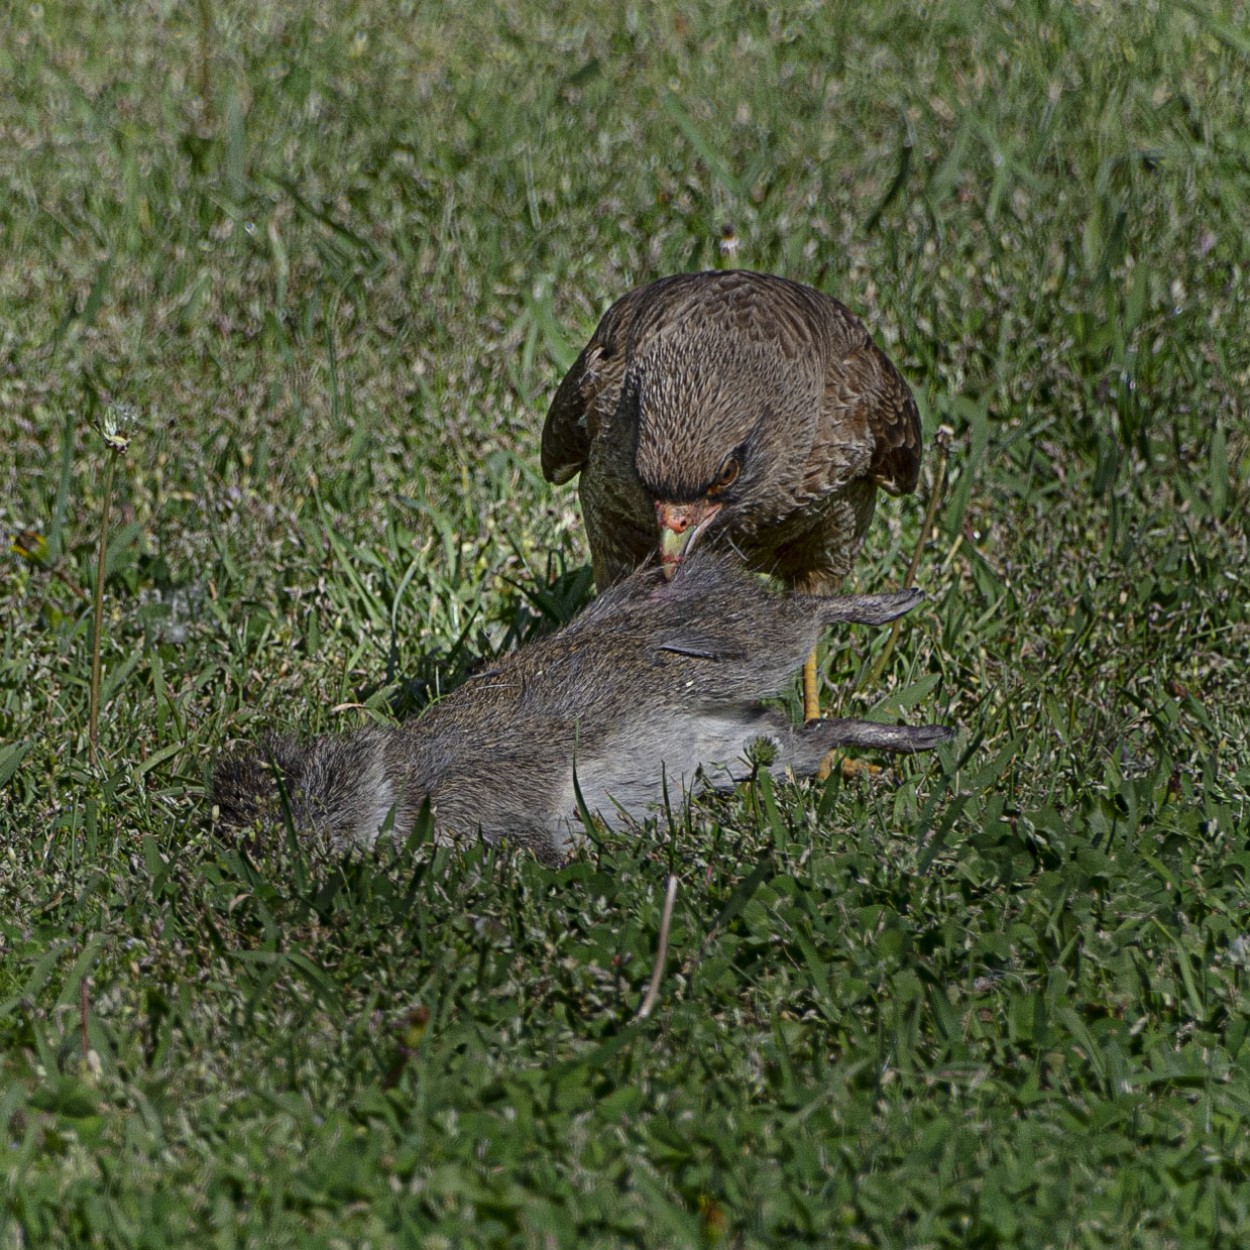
xmin=554 ymin=712 xmax=778 ymax=845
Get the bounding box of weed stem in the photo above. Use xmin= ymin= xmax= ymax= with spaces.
xmin=637 ymin=873 xmax=679 ymax=1020
xmin=88 ymin=454 xmax=115 ymax=767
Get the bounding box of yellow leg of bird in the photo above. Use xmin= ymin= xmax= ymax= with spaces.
xmin=809 ymin=651 xmax=838 ymax=783
xmin=808 ymin=647 xmax=883 ymax=783
xmin=802 ymin=647 xmax=821 ymax=723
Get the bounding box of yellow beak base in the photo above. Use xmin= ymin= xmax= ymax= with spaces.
xmin=656 ymin=500 xmax=723 ymax=578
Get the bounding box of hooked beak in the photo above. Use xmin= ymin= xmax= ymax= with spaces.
xmin=656 ymin=499 xmax=723 ymax=578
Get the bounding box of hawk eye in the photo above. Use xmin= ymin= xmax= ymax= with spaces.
xmin=708 ymin=457 xmax=740 ymax=496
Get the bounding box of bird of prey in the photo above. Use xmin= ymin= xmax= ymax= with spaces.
xmin=541 ymin=269 xmax=922 ymax=720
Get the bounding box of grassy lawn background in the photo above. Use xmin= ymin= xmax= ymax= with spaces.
xmin=2 ymin=1 xmax=1249 ymax=1245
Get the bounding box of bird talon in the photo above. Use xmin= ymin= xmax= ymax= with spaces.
xmin=816 ymin=752 xmax=885 ymax=783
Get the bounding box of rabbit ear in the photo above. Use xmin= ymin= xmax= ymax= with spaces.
xmin=655 ymin=643 xmax=724 ymax=660
xmin=653 ymin=634 xmax=751 ymax=663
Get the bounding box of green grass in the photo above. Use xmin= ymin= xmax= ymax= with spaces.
xmin=3 ymin=0 xmax=1250 ymax=1245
